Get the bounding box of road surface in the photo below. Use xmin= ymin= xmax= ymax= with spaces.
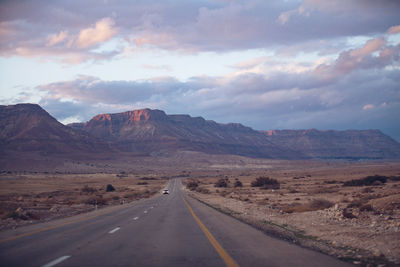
xmin=0 ymin=178 xmax=350 ymax=267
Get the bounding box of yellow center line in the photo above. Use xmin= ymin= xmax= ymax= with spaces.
xmin=182 ymin=196 xmax=239 ymax=267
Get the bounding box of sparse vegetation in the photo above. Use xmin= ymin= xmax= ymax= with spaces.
xmin=81 ymin=185 xmax=97 ymax=193
xmin=214 ymin=178 xmax=228 ymax=188
xmin=282 ymin=199 xmax=334 ymax=213
xmin=186 ymin=180 xmax=199 ymax=191
xmin=343 ymin=175 xmax=388 ymax=187
xmin=251 ymin=176 xmax=280 ymax=189
xmin=234 ymin=180 xmax=243 ymax=187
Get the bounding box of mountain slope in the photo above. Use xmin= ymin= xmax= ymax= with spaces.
xmin=0 ymin=103 xmax=110 ymax=153
xmin=263 ymin=129 xmax=400 ymax=159
xmin=69 ymin=109 xmax=304 ymax=159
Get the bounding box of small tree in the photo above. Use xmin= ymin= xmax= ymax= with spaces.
xmin=106 ymin=184 xmax=115 ymax=192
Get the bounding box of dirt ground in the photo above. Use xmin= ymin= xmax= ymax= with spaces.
xmin=183 ymin=161 xmax=400 ymax=266
xmin=0 ymin=173 xmax=167 ymax=230
xmin=1 ymin=158 xmax=400 ymax=266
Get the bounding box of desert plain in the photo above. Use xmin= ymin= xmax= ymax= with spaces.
xmin=1 ymin=157 xmax=399 ymax=266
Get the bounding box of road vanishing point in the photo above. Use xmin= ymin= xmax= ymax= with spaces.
xmin=0 ymin=179 xmax=350 ymax=267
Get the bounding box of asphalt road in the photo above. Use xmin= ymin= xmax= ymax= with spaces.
xmin=0 ymin=178 xmax=351 ymax=267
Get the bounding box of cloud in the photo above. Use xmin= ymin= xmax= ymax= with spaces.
xmin=363 ymin=104 xmax=375 ymax=110
xmin=1 ymin=0 xmax=400 ymax=60
xmin=0 ymin=16 xmax=120 ymax=63
xmin=388 ymin=25 xmax=400 ymax=34
xmin=76 ymin=17 xmax=118 ymax=48
xmin=46 ymin=30 xmax=69 ymax=46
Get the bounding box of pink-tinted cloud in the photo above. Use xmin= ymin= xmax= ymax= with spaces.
xmin=388 ymin=25 xmax=400 ymax=34
xmin=363 ymin=104 xmax=375 ymax=110
xmin=76 ymin=18 xmax=118 ymax=48
xmin=0 ymin=16 xmax=119 ymax=63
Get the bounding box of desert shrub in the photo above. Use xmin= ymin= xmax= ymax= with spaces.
xmin=137 ymin=182 xmax=148 ymax=185
xmin=283 ymin=199 xmax=333 ymax=213
xmin=82 ymin=185 xmax=97 ymax=193
xmin=214 ymin=179 xmax=228 ymax=188
xmin=106 ymin=184 xmax=115 ymax=192
xmin=342 ymin=208 xmax=357 ymax=219
xmin=251 ymin=177 xmax=280 ymax=189
xmin=388 ymin=176 xmax=400 ymax=181
xmin=343 ymin=175 xmax=388 ymax=187
xmin=324 ymin=180 xmax=339 ymax=184
xmin=359 ymin=204 xmax=374 ymax=212
xmin=309 ymin=199 xmax=334 ymax=210
xmin=3 ymin=211 xmax=28 ymax=220
xmin=139 ymin=177 xmax=157 ymax=180
xmin=234 ymin=180 xmax=243 ymax=187
xmin=186 ymin=180 xmax=199 ymax=191
xmin=85 ymin=196 xmax=107 ymax=205
xmin=196 ymin=187 xmax=210 ymax=194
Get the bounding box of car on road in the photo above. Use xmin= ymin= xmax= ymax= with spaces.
xmin=163 ymin=189 xmax=169 ymax=194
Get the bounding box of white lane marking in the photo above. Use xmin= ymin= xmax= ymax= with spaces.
xmin=133 ymin=217 xmax=139 ymax=220
xmin=42 ymin=256 xmax=71 ymax=267
xmin=144 ymin=210 xmax=148 ymax=214
xmin=109 ymin=227 xmax=120 ymax=234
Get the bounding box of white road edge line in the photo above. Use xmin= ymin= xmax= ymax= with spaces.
xmin=133 ymin=217 xmax=139 ymax=220
xmin=42 ymin=256 xmax=71 ymax=267
xmin=109 ymin=227 xmax=120 ymax=234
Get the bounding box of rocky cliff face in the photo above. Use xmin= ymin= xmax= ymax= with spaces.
xmin=69 ymin=108 xmax=302 ymax=158
xmin=263 ymin=129 xmax=400 ymax=159
xmin=1 ymin=104 xmax=399 ymax=160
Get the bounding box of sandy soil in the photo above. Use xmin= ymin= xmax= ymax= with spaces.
xmin=184 ymin=161 xmax=400 ymax=266
xmin=0 ymin=173 xmax=167 ymax=230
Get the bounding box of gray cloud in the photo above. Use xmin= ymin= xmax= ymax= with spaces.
xmin=1 ymin=0 xmax=400 ymax=61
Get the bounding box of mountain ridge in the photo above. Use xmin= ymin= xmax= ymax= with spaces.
xmin=1 ymin=103 xmax=399 ymax=161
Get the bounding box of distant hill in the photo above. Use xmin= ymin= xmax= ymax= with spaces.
xmin=263 ymin=129 xmax=400 ymax=159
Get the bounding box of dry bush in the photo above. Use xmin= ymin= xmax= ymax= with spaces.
xmin=214 ymin=178 xmax=228 ymax=188
xmin=234 ymin=180 xmax=243 ymax=187
xmin=139 ymin=177 xmax=157 ymax=180
xmin=137 ymin=182 xmax=148 ymax=185
xmin=186 ymin=180 xmax=199 ymax=191
xmin=251 ymin=177 xmax=280 ymax=189
xmin=343 ymin=175 xmax=387 ymax=187
xmin=81 ymin=185 xmax=97 ymax=193
xmin=359 ymin=204 xmax=374 ymax=212
xmin=85 ymin=196 xmax=107 ymax=205
xmin=283 ymin=199 xmax=334 ymax=213
xmin=196 ymin=187 xmax=210 ymax=194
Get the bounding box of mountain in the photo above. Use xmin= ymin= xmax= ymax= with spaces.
xmin=0 ymin=103 xmax=110 ymax=154
xmin=1 ymin=104 xmax=399 ymax=165
xmin=263 ymin=129 xmax=400 ymax=159
xmin=69 ymin=109 xmax=303 ymax=159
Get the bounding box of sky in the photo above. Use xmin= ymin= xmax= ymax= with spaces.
xmin=1 ymin=0 xmax=400 ymax=141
